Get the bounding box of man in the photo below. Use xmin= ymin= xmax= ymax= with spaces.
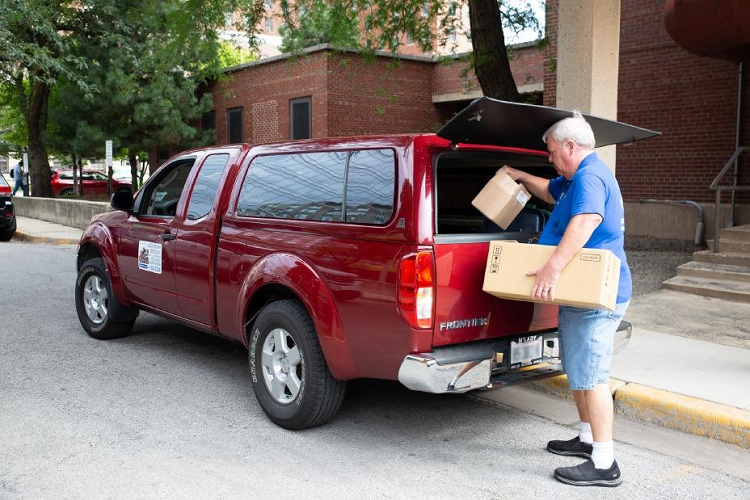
xmin=12 ymin=160 xmax=28 ymax=196
xmin=501 ymin=111 xmax=630 ymax=487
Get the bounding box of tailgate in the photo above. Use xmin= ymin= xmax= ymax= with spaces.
xmin=432 ymin=238 xmax=558 ymax=346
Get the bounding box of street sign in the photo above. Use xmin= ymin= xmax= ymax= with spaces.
xmin=105 ymin=140 xmax=113 ymax=167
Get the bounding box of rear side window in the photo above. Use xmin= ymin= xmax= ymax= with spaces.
xmin=345 ymin=150 xmax=394 ymax=224
xmin=236 ymin=149 xmax=395 ymax=225
xmin=237 ymin=152 xmax=346 ymax=221
xmin=186 ymin=154 xmax=230 ymax=220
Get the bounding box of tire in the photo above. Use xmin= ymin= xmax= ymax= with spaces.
xmin=75 ymin=258 xmax=137 ymax=340
xmin=0 ymin=218 xmax=15 ymax=241
xmin=60 ymin=188 xmax=74 ymax=196
xmin=249 ymin=299 xmax=346 ymax=430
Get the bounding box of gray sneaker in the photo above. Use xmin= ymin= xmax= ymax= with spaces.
xmin=546 ymin=436 xmax=593 ymax=459
xmin=554 ymin=460 xmax=623 ymax=487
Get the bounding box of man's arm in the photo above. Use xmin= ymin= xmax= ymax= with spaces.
xmin=528 ymin=213 xmax=603 ymax=301
xmin=500 ymin=165 xmax=555 ymax=204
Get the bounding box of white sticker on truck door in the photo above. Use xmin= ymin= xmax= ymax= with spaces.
xmin=138 ymin=241 xmax=163 ymax=274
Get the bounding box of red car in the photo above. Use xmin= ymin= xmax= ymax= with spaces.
xmin=0 ymin=171 xmax=16 ymax=241
xmin=51 ymin=169 xmax=131 ymax=196
xmin=74 ymin=98 xmax=656 ymax=429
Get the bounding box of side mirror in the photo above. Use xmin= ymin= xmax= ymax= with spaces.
xmin=111 ymin=189 xmax=133 ymax=212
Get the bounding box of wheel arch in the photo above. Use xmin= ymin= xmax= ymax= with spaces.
xmin=77 ymin=223 xmax=129 ymax=309
xmin=238 ymin=253 xmax=357 ymax=380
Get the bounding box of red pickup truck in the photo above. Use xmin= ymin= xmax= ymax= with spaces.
xmin=74 ymin=98 xmax=656 ymax=429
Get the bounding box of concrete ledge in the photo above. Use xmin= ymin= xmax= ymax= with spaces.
xmin=530 ymin=375 xmax=750 ymax=448
xmin=14 ymin=197 xmax=110 ymax=230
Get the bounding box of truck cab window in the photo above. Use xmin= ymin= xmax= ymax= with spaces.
xmin=141 ymin=159 xmax=195 ymax=217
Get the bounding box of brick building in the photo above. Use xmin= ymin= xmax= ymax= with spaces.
xmin=196 ymin=0 xmax=748 ymax=215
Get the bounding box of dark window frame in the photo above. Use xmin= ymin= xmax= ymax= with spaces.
xmin=289 ymin=97 xmax=312 ymax=140
xmin=201 ymin=110 xmax=216 ymax=130
xmin=227 ymin=107 xmax=244 ymax=144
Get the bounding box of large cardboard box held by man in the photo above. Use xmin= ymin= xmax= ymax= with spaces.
xmin=471 ymin=171 xmax=530 ymax=230
xmin=482 ymin=241 xmax=621 ymax=310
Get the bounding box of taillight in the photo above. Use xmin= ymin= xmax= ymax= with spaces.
xmin=398 ymin=251 xmax=435 ymax=329
xmin=0 ymin=185 xmax=10 ymax=196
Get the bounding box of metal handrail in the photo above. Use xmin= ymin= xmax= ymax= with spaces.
xmin=709 ymin=146 xmax=750 ymax=252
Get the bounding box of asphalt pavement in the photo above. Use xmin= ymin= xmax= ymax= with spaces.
xmin=8 ymin=216 xmax=750 ymax=450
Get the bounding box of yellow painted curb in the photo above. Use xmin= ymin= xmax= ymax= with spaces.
xmin=614 ymin=383 xmax=750 ymax=449
xmin=13 ymin=230 xmax=79 ymax=245
xmin=528 ymin=375 xmax=625 ymax=400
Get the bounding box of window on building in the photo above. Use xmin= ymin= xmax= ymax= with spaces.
xmin=186 ymin=154 xmax=230 ymax=220
xmin=236 ymin=149 xmax=395 ymax=226
xmin=227 ymin=107 xmax=243 ymax=144
xmin=265 ymin=17 xmax=273 ymax=32
xmin=290 ymin=97 xmax=312 ymax=140
xmin=225 ymin=12 xmax=234 ymax=26
xmin=201 ymin=110 xmax=216 ymax=130
xmin=406 ymin=33 xmax=414 ymax=45
xmin=264 ymin=0 xmax=273 ymax=8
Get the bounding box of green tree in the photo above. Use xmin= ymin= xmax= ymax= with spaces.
xmin=278 ymin=0 xmax=360 ymax=53
xmin=279 ymin=0 xmax=542 ymax=101
xmin=0 ymin=0 xmax=266 ymax=197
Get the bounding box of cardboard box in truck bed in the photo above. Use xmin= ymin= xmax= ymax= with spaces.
xmin=482 ymin=241 xmax=620 ymax=310
xmin=471 ymin=170 xmax=530 ymax=230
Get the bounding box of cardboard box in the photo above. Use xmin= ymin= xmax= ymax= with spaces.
xmin=482 ymin=241 xmax=621 ymax=310
xmin=471 ymin=171 xmax=530 ymax=230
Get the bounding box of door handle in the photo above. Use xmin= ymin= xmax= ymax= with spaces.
xmin=161 ymin=231 xmax=176 ymax=241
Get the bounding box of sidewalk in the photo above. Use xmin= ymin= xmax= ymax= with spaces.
xmin=8 ymin=217 xmax=750 ymax=448
xmin=13 ymin=216 xmax=83 ymax=244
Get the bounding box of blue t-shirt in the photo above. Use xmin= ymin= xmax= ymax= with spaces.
xmin=538 ymin=152 xmax=631 ymax=303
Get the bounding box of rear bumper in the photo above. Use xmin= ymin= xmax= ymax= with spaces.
xmin=398 ymin=321 xmax=632 ymax=394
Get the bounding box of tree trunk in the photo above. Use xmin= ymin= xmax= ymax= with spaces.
xmin=22 ymin=78 xmax=54 ymax=197
xmin=71 ymin=153 xmax=79 ymax=195
xmin=468 ymin=0 xmax=521 ymax=101
xmin=129 ymin=151 xmax=139 ymax=191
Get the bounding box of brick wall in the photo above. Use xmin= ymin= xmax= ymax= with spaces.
xmin=327 ymin=54 xmax=441 ymax=135
xmin=202 ymin=52 xmax=330 ymax=145
xmin=544 ymin=0 xmax=749 ymax=204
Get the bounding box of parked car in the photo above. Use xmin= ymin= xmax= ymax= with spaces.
xmin=51 ymin=169 xmax=131 ymax=196
xmin=74 ymin=98 xmax=657 ymax=429
xmin=0 ymin=171 xmax=16 ymax=241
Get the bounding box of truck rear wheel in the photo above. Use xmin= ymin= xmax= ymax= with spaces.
xmin=249 ymin=299 xmax=346 ymax=430
xmin=75 ymin=258 xmax=137 ymax=340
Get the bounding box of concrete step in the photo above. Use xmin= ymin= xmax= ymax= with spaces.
xmin=707 ymin=239 xmax=750 ymax=253
xmin=692 ymin=250 xmax=750 ymax=267
xmin=662 ymin=275 xmax=750 ymax=303
xmin=675 ymin=260 xmax=750 ymax=284
xmin=720 ymin=224 xmax=750 ymax=243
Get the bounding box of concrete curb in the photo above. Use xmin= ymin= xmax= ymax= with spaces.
xmin=529 ymin=375 xmax=750 ymax=449
xmin=13 ymin=230 xmax=80 ymax=245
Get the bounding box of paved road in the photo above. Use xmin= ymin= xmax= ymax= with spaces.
xmin=1 ymin=242 xmax=748 ymax=499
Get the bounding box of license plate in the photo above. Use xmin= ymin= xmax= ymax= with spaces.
xmin=510 ymin=335 xmax=543 ymax=368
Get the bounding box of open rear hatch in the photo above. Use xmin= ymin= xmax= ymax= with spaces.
xmin=430 ymin=98 xmax=660 ymax=347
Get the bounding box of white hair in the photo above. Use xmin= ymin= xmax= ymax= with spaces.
xmin=542 ymin=110 xmax=596 ymax=149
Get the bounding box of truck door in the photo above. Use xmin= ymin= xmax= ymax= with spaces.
xmin=172 ymin=149 xmax=241 ymax=326
xmin=118 ymin=157 xmax=196 ymax=315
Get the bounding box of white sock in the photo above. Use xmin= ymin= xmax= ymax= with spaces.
xmin=591 ymin=440 xmax=614 ymax=469
xmin=579 ymin=422 xmax=593 ymax=444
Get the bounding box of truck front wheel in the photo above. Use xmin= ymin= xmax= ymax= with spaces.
xmin=75 ymin=258 xmax=137 ymax=340
xmin=249 ymin=299 xmax=346 ymax=430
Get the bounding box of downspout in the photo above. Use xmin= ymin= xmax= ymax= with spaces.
xmin=729 ymin=62 xmax=743 ymax=227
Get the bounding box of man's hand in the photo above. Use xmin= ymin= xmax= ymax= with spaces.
xmin=527 ymin=262 xmax=562 ymax=301
xmin=499 ymin=165 xmax=521 ymax=181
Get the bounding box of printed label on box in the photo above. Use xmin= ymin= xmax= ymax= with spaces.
xmin=138 ymin=241 xmax=163 ymax=274
xmin=516 ymin=190 xmax=529 ymax=206
xmin=579 ymin=253 xmax=601 ymax=262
